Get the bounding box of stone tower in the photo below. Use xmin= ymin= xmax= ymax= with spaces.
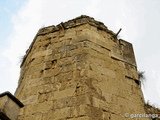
xmin=14 ymin=15 xmax=151 ymax=120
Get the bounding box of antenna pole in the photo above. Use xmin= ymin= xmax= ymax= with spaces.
xmin=114 ymin=28 xmax=122 ymax=38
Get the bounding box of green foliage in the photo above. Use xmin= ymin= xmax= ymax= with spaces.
xmin=138 ymin=71 xmax=146 ymax=86
xmin=146 ymin=100 xmax=158 ymax=108
xmin=73 ymin=19 xmax=77 ymax=23
xmin=138 ymin=71 xmax=145 ymax=81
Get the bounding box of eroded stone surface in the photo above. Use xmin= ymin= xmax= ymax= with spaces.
xmin=14 ymin=15 xmax=159 ymax=120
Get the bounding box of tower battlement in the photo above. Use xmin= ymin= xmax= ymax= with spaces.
xmin=21 ymin=15 xmax=136 ymax=68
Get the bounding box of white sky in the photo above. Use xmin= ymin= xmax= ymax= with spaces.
xmin=0 ymin=0 xmax=160 ymax=107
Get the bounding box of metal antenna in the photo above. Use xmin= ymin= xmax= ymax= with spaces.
xmin=114 ymin=28 xmax=122 ymax=39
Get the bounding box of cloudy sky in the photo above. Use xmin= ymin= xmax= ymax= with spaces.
xmin=0 ymin=0 xmax=160 ymax=107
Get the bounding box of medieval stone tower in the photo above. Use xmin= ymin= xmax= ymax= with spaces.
xmin=12 ymin=15 xmax=154 ymax=120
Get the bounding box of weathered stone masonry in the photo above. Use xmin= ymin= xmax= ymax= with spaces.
xmin=13 ymin=15 xmax=159 ymax=120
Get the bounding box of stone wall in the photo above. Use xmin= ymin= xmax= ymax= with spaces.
xmin=15 ymin=15 xmax=153 ymax=120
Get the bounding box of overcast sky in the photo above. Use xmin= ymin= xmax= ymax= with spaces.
xmin=0 ymin=0 xmax=160 ymax=107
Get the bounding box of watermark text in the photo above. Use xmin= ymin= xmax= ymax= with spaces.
xmin=125 ymin=113 xmax=158 ymax=119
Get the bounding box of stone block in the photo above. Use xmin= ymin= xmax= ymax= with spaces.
xmin=57 ymin=57 xmax=73 ymax=67
xmin=58 ymin=44 xmax=77 ymax=53
xmin=21 ymin=86 xmax=40 ymax=97
xmin=22 ymin=101 xmax=53 ymax=115
xmin=54 ymin=87 xmax=76 ymax=100
xmin=101 ymin=92 xmax=112 ymax=104
xmin=87 ymin=49 xmax=111 ymax=62
xmin=26 ymin=77 xmax=52 ymax=88
xmin=92 ymin=97 xmax=108 ymax=111
xmin=0 ymin=92 xmax=24 ymax=120
xmin=28 ymin=63 xmax=44 ymax=73
xmin=58 ymin=80 xmax=72 ymax=91
xmin=103 ymin=112 xmax=111 ymax=120
xmin=73 ymin=105 xmax=103 ymax=119
xmin=95 ymin=38 xmax=112 ymax=51
xmin=76 ymin=24 xmax=91 ymax=31
xmin=18 ymin=112 xmax=42 ymax=120
xmin=118 ymin=88 xmax=132 ymax=100
xmin=111 ymin=39 xmax=137 ymax=66
xmin=72 ymin=32 xmax=93 ymax=44
xmin=31 ymin=56 xmax=44 ymax=65
xmin=108 ymin=103 xmax=121 ymax=114
xmin=110 ymin=113 xmax=119 ymax=120
xmin=70 ymin=95 xmax=91 ymax=106
xmin=65 ymin=28 xmax=76 ymax=36
xmin=98 ymin=80 xmax=119 ymax=96
xmin=46 ymin=49 xmax=52 ymax=56
xmin=38 ymin=84 xmax=53 ymax=94
xmin=61 ymin=64 xmax=73 ymax=73
xmin=52 ymin=41 xmax=64 ymax=48
xmin=44 ymin=67 xmax=61 ymax=77
xmin=21 ymin=95 xmax=38 ymax=106
xmin=73 ymin=52 xmax=89 ymax=62
xmin=43 ymin=60 xmax=57 ymax=70
xmin=38 ymin=93 xmax=48 ymax=103
xmin=44 ymin=53 xmax=61 ymax=62
xmin=54 ymin=72 xmax=73 ymax=83
xmin=31 ymin=50 xmax=47 ymax=59
xmin=41 ymin=107 xmax=71 ymax=120
xmin=93 ymin=64 xmax=116 ymax=77
xmin=125 ymin=70 xmax=139 ymax=80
